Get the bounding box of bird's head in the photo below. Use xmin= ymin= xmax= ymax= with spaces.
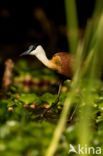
xmin=20 ymin=45 xmax=45 ymax=57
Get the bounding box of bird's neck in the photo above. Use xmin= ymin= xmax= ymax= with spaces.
xmin=35 ymin=52 xmax=51 ymax=67
xmin=30 ymin=46 xmax=57 ymax=70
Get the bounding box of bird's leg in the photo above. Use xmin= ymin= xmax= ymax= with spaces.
xmin=51 ymin=81 xmax=62 ymax=108
xmin=42 ymin=81 xmax=62 ymax=117
xmin=34 ymin=81 xmax=62 ymax=120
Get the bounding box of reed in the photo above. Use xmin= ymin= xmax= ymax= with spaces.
xmin=45 ymin=1 xmax=103 ymax=156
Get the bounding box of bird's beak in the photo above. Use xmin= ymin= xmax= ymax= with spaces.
xmin=20 ymin=50 xmax=30 ymax=56
xmin=20 ymin=45 xmax=35 ymax=56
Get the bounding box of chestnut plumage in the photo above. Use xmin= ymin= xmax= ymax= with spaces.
xmin=51 ymin=52 xmax=73 ymax=78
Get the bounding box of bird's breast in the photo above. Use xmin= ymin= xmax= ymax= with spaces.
xmin=53 ymin=52 xmax=74 ymax=78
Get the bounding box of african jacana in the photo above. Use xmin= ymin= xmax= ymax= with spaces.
xmin=20 ymin=45 xmax=74 ymax=78
xmin=20 ymin=45 xmax=74 ymax=111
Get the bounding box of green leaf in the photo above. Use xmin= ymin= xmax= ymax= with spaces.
xmin=41 ymin=93 xmax=57 ymax=105
xmin=20 ymin=93 xmax=39 ymax=104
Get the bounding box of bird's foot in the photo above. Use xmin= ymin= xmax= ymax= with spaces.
xmin=33 ymin=103 xmax=58 ymax=120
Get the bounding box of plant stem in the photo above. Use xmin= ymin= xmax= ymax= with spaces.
xmin=65 ymin=0 xmax=79 ymax=53
xmin=45 ymin=91 xmax=74 ymax=156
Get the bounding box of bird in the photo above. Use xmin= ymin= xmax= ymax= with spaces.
xmin=20 ymin=45 xmax=74 ymax=78
xmin=20 ymin=45 xmax=74 ymax=114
